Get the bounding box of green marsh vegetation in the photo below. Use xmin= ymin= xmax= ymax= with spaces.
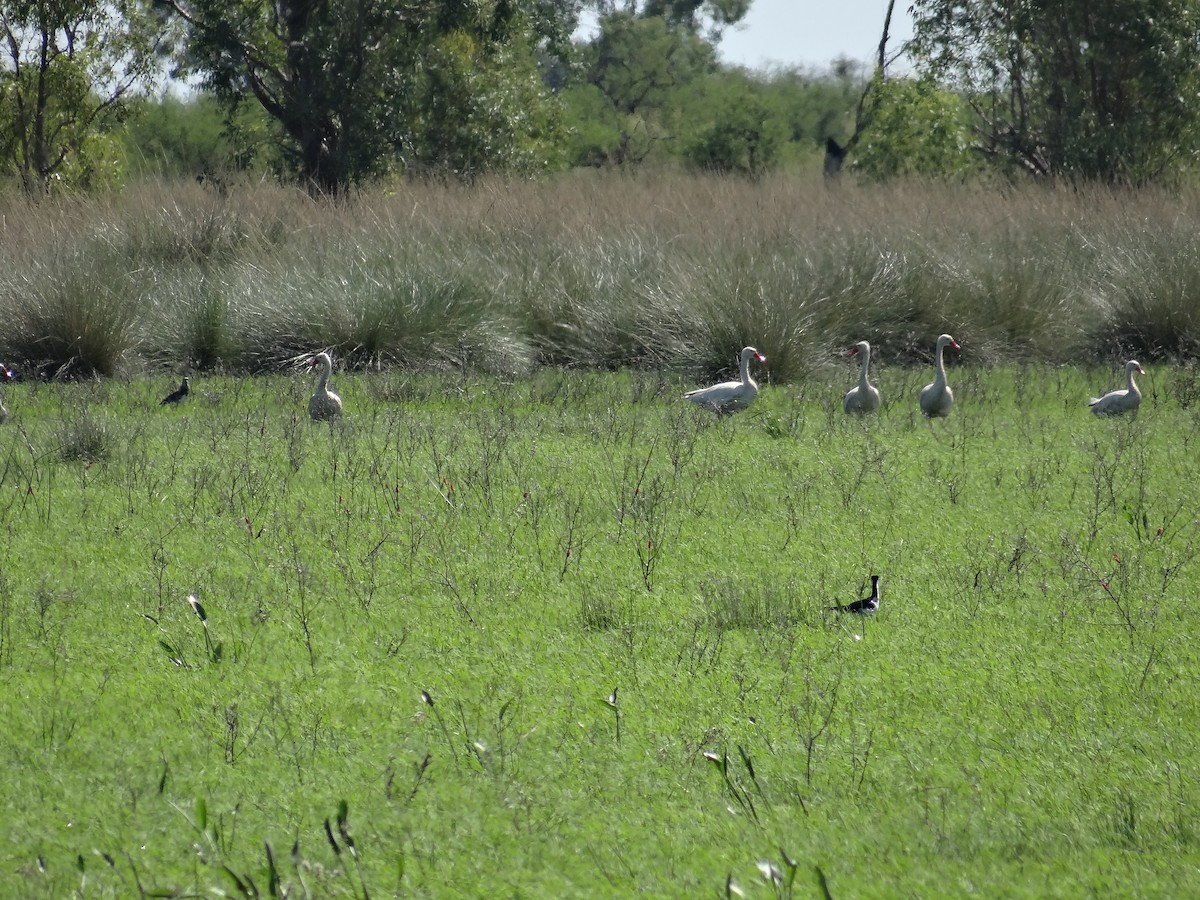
xmin=0 ymin=176 xmax=1199 ymax=896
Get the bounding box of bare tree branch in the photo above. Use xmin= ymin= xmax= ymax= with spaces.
xmin=825 ymin=0 xmax=895 ymax=175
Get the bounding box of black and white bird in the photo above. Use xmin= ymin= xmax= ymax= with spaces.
xmin=0 ymin=364 xmax=13 ymax=424
xmin=829 ymin=575 xmax=881 ymax=616
xmin=160 ymin=376 xmax=190 ymax=405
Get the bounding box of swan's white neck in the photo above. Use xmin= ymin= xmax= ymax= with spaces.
xmin=315 ymin=357 xmax=332 ymax=390
xmin=740 ymin=354 xmax=755 ymax=387
xmin=858 ymin=346 xmax=872 ymax=388
xmin=933 ymin=342 xmax=948 ymax=386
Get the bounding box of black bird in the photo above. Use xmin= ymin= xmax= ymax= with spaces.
xmin=829 ymin=575 xmax=881 ymax=616
xmin=161 ymin=376 xmax=190 ymax=405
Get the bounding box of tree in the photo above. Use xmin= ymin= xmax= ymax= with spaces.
xmin=681 ymin=71 xmax=788 ymax=176
xmin=119 ymin=93 xmax=268 ymax=179
xmin=910 ymin=0 xmax=1200 ymax=183
xmin=0 ymin=0 xmax=167 ymax=192
xmin=559 ymin=82 xmax=624 ymax=165
xmin=406 ymin=20 xmax=566 ymax=179
xmin=157 ymin=0 xmax=576 ymax=193
xmin=581 ymin=12 xmax=714 ymax=163
xmin=587 ymin=0 xmax=749 ymax=41
xmin=850 ymin=75 xmax=975 ymax=181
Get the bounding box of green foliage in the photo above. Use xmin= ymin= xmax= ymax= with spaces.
xmin=852 ymin=76 xmax=976 ymax=181
xmin=756 ymin=64 xmax=862 ymax=158
xmin=0 ymin=0 xmax=861 ymax=190
xmin=590 ymin=0 xmax=751 ymax=38
xmin=0 ymin=0 xmax=164 ymax=193
xmin=406 ymin=26 xmax=566 ymax=179
xmin=56 ymin=131 xmax=129 ymax=193
xmin=0 ymin=366 xmax=1198 ymax=895
xmin=559 ymin=84 xmax=625 ymax=166
xmin=561 ymin=21 xmax=863 ymax=172
xmin=167 ymin=0 xmax=405 ymax=192
xmin=162 ymin=0 xmax=573 ymax=192
xmin=119 ymin=95 xmax=264 ymax=180
xmin=574 ymin=12 xmax=719 ymax=165
xmin=910 ymin=0 xmax=1200 ymax=183
xmin=680 ymin=72 xmax=789 ymax=176
xmin=587 ymin=11 xmax=717 ymax=114
xmin=28 ymin=0 xmax=1200 ymax=191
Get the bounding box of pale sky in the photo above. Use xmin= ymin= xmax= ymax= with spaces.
xmin=718 ymin=0 xmax=915 ymax=71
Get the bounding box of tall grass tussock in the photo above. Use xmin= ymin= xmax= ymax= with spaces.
xmin=2 ymin=175 xmax=1199 ymax=379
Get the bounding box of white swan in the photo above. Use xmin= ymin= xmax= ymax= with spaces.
xmin=1089 ymin=360 xmax=1144 ymax=416
xmin=919 ymin=333 xmax=960 ymax=417
xmin=843 ymin=341 xmax=881 ymax=414
xmin=308 ymin=352 xmax=343 ymax=421
xmin=685 ymin=346 xmax=766 ymax=415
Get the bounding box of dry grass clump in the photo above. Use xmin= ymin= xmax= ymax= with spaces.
xmin=1 ymin=174 xmax=1198 ymax=378
xmin=227 ymin=229 xmax=532 ymax=374
xmin=0 ymin=247 xmax=141 ymax=378
xmin=1084 ymin=223 xmax=1200 ymax=360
